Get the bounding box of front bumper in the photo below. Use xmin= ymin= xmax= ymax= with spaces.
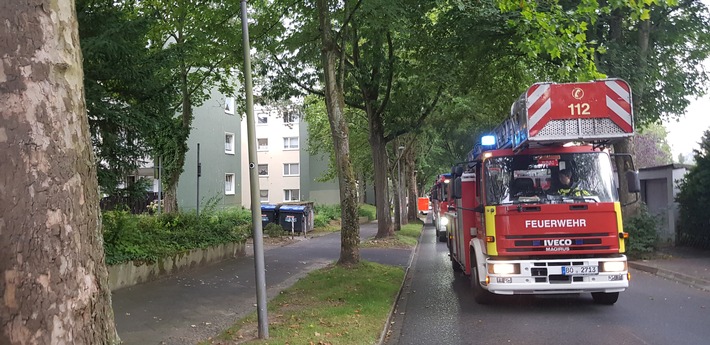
xmin=483 ymin=256 xmax=629 ymax=295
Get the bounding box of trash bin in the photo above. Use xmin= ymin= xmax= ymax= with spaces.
xmin=278 ymin=204 xmax=311 ymax=233
xmin=260 ymin=204 xmax=279 ymax=229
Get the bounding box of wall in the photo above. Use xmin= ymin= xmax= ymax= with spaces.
xmin=639 ymin=164 xmax=691 ymax=245
xmin=178 ymin=89 xmax=242 ymax=210
xmin=108 ymin=242 xmax=246 ymax=291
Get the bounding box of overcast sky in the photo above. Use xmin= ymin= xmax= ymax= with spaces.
xmin=662 ymin=0 xmax=710 ymax=158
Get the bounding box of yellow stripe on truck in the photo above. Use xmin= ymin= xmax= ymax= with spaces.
xmin=614 ymin=202 xmax=626 ymax=253
xmin=485 ymin=206 xmax=498 ymax=256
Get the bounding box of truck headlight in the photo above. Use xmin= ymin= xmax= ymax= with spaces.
xmin=489 ymin=263 xmax=520 ymax=275
xmin=601 ymin=261 xmax=626 ymax=272
xmin=440 ymin=217 xmax=449 ymax=226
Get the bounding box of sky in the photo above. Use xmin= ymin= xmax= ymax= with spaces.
xmin=662 ymin=0 xmax=710 ymax=159
xmin=662 ymin=60 xmax=710 ymax=159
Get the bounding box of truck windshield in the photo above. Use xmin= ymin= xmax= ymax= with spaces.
xmin=483 ymin=152 xmax=617 ymax=205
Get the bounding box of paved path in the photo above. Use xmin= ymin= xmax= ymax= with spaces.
xmin=111 ymin=222 xmax=413 ymax=345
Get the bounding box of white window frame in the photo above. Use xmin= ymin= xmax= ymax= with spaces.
xmin=225 ymin=132 xmax=235 ymax=154
xmin=283 ymin=137 xmax=299 ymax=150
xmin=257 ymin=114 xmax=268 ymax=125
xmin=283 ymin=163 xmax=300 ymax=176
xmin=258 ymin=164 xmax=269 ymax=176
xmin=224 ymin=97 xmax=235 ymax=115
xmin=258 ymin=138 xmax=268 ymax=151
xmin=225 ymin=173 xmax=235 ymax=195
xmin=283 ymin=110 xmax=297 ymax=124
xmin=259 ymin=189 xmax=269 ymax=202
xmin=284 ymin=189 xmax=300 ymax=202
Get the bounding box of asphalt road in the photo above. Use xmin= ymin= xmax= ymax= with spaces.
xmin=112 ymin=222 xmax=412 ymax=345
xmin=386 ymin=224 xmax=710 ymax=345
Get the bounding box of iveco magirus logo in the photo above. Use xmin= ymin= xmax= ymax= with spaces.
xmin=572 ymin=87 xmax=584 ymax=100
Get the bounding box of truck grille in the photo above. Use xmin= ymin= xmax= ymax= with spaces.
xmin=506 ymin=232 xmax=612 ymax=252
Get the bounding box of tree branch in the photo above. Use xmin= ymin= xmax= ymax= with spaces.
xmin=375 ymin=31 xmax=395 ymax=117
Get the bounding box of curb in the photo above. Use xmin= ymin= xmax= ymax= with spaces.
xmin=377 ymin=223 xmax=422 ymax=345
xmin=629 ymin=261 xmax=710 ymax=292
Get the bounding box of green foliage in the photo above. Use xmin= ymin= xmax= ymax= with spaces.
xmin=263 ymin=223 xmax=285 ymax=238
xmin=624 ymin=203 xmax=660 ymax=259
xmin=102 ymin=208 xmax=252 ymax=265
xmin=77 ymin=0 xmax=177 ymax=194
xmin=676 ymin=130 xmax=710 ymax=248
xmin=633 ymin=123 xmax=673 ymax=168
xmin=358 ymin=204 xmax=377 ymax=221
xmin=313 ymin=204 xmax=342 ymax=221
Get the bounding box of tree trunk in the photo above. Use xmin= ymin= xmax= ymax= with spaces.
xmin=317 ymin=0 xmax=360 ymax=266
xmin=0 ymin=1 xmax=120 ymax=343
xmin=371 ymin=129 xmax=394 ymax=238
xmin=162 ymin=67 xmax=193 ymax=213
xmin=406 ymin=146 xmax=419 ymax=222
xmin=399 ymin=150 xmax=408 ymax=227
xmin=392 ymin=145 xmax=402 ymax=231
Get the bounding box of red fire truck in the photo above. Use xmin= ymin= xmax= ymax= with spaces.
xmin=445 ymin=79 xmax=640 ymax=305
xmin=430 ymin=173 xmax=453 ymax=242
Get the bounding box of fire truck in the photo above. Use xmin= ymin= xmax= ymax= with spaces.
xmin=445 ymin=79 xmax=640 ymax=305
xmin=430 ymin=173 xmax=452 ymax=242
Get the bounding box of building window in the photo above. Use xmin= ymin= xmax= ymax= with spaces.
xmin=258 ymin=164 xmax=269 ymax=176
xmin=257 ymin=114 xmax=268 ymax=125
xmin=258 ymin=138 xmax=268 ymax=151
xmin=260 ymin=189 xmax=269 ymax=202
xmin=225 ymin=174 xmax=235 ymax=195
xmin=224 ymin=97 xmax=235 ymax=115
xmin=283 ymin=137 xmax=299 ymax=150
xmin=283 ymin=109 xmax=298 ymax=124
xmin=284 ymin=189 xmax=300 ymax=201
xmin=225 ymin=132 xmax=235 ymax=154
xmin=283 ymin=163 xmax=299 ymax=176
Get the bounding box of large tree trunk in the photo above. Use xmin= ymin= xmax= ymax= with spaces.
xmin=0 ymin=1 xmax=120 ymax=344
xmin=370 ymin=127 xmax=394 ymax=238
xmin=317 ymin=0 xmax=360 ymax=266
xmin=406 ymin=145 xmax=419 ymax=222
xmin=392 ymin=143 xmax=402 ymax=231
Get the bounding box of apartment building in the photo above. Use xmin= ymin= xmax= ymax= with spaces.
xmin=240 ymin=103 xmax=305 ymax=209
xmin=176 ymin=89 xmax=243 ymax=210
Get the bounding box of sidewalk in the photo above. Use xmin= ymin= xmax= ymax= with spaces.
xmin=628 ymin=246 xmax=710 ymax=292
xmin=111 ymin=222 xmax=414 ymax=345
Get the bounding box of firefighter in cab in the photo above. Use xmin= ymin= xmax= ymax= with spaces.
xmin=557 ymin=168 xmax=591 ymax=197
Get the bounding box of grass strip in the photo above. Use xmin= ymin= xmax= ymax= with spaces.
xmin=203 ymin=261 xmax=405 ymax=345
xmin=361 ymin=221 xmax=424 ymax=248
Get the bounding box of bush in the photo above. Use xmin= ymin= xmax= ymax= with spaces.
xmin=624 ymin=204 xmax=659 ymax=259
xmin=313 ymin=214 xmax=330 ymax=228
xmin=264 ymin=222 xmax=285 ymax=237
xmin=358 ymin=203 xmax=377 ymax=221
xmin=676 ymin=131 xmax=710 ymax=249
xmin=313 ymin=204 xmax=341 ymax=221
xmin=103 ymin=208 xmax=252 ymax=265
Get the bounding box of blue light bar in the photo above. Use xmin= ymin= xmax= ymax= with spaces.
xmin=481 ymin=135 xmax=496 ymax=146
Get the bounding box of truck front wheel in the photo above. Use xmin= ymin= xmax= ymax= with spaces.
xmin=470 ymin=249 xmax=494 ymax=304
xmin=591 ymin=292 xmax=619 ymax=305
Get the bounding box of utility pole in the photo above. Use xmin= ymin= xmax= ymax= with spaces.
xmin=240 ymin=0 xmax=268 ymax=339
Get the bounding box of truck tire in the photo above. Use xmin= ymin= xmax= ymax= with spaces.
xmin=450 ymin=253 xmax=463 ymax=273
xmin=470 ymin=249 xmax=494 ymax=304
xmin=438 ymin=232 xmax=447 ymax=242
xmin=591 ymin=292 xmax=619 ymax=305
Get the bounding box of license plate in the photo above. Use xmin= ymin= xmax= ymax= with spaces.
xmin=562 ymin=265 xmax=598 ymax=275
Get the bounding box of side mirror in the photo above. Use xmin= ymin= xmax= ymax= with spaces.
xmin=473 ymin=205 xmax=484 ymax=213
xmin=626 ymin=170 xmax=641 ymax=193
xmin=451 ymin=165 xmax=464 ymax=178
xmin=453 ymin=177 xmax=462 ymax=199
